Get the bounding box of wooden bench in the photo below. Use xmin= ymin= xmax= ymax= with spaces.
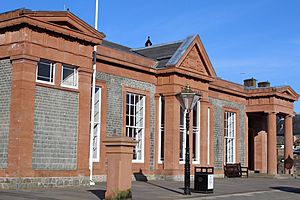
xmin=224 ymin=163 xmax=248 ymax=178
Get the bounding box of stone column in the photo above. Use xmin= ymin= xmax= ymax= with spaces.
xmin=104 ymin=136 xmax=137 ymax=200
xmin=267 ymin=112 xmax=277 ymax=175
xmin=163 ymin=95 xmax=180 ymax=175
xmin=284 ymin=114 xmax=293 ymax=174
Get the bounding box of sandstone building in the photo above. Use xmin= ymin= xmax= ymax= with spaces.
xmin=0 ymin=9 xmax=298 ymax=188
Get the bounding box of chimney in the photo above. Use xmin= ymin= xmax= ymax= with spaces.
xmin=244 ymin=78 xmax=257 ymax=88
xmin=258 ymin=81 xmax=270 ymax=88
xmin=145 ymin=36 xmax=152 ymax=47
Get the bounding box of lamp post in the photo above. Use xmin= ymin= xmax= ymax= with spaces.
xmin=176 ymin=85 xmax=201 ymax=195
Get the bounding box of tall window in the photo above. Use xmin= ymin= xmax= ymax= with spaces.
xmin=92 ymin=86 xmax=101 ymax=162
xmin=179 ymin=107 xmax=186 ymax=163
xmin=36 ymin=60 xmax=54 ymax=84
xmin=224 ymin=111 xmax=236 ymax=164
xmin=126 ymin=93 xmax=145 ymax=162
xmin=158 ymin=96 xmax=165 ymax=163
xmin=61 ymin=65 xmax=78 ymax=88
xmin=192 ymin=101 xmax=200 ymax=163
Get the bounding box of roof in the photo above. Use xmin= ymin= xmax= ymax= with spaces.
xmin=102 ymin=35 xmax=200 ymax=69
xmin=132 ymin=40 xmax=183 ymax=68
xmin=102 ymin=40 xmax=132 ymax=53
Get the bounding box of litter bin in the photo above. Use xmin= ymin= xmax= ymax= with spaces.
xmin=194 ymin=167 xmax=214 ymax=193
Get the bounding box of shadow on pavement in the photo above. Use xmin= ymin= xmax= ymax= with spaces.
xmin=270 ymin=186 xmax=300 ymax=194
xmin=88 ymin=189 xmax=106 ymax=200
xmin=134 ymin=170 xmax=184 ymax=195
xmin=133 ymin=171 xmax=148 ymax=182
xmin=145 ymin=182 xmax=184 ymax=195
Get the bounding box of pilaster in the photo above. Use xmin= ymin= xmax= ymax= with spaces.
xmin=162 ymin=95 xmax=180 ymax=174
xmin=76 ymin=67 xmax=93 ymax=174
xmin=7 ymin=55 xmax=38 ymax=177
xmin=267 ymin=112 xmax=277 ymax=175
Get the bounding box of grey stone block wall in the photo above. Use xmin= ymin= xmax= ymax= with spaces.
xmin=33 ymin=86 xmax=78 ymax=170
xmin=209 ymin=97 xmax=246 ymax=170
xmin=0 ymin=59 xmax=12 ymax=169
xmin=0 ymin=176 xmax=89 ymax=189
xmin=96 ymin=72 xmax=156 ymax=170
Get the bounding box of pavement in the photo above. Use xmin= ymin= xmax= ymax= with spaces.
xmin=0 ymin=177 xmax=300 ymax=200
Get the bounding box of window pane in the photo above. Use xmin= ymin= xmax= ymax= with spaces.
xmin=62 ymin=65 xmax=77 ymax=87
xmin=193 ymin=103 xmax=198 ymax=126
xmin=126 ymin=94 xmax=130 ymax=106
xmin=37 ymin=61 xmax=53 ymax=83
xmin=93 ymin=124 xmax=99 ymax=159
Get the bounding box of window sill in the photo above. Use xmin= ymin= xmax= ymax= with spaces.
xmin=61 ymin=84 xmax=78 ymax=90
xmin=36 ymin=80 xmax=54 ymax=85
xmin=132 ymin=160 xmax=144 ymax=164
xmin=36 ymin=82 xmax=79 ymax=93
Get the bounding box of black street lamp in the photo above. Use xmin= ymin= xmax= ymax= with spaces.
xmin=176 ymin=85 xmax=201 ymax=195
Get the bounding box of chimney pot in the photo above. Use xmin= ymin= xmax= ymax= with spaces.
xmin=244 ymin=78 xmax=257 ymax=88
xmin=258 ymin=81 xmax=270 ymax=88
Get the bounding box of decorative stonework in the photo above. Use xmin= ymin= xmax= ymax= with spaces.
xmin=180 ymin=46 xmax=207 ymax=75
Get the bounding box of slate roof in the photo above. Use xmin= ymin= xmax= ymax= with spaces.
xmin=132 ymin=41 xmax=183 ymax=69
xmin=101 ymin=35 xmax=198 ymax=69
xmin=102 ymin=40 xmax=132 ymax=53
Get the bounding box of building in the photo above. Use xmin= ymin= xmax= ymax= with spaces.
xmin=0 ymin=9 xmax=298 ymax=189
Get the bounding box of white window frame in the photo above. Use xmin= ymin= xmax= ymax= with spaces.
xmin=36 ymin=60 xmax=55 ymax=84
xmin=192 ymin=101 xmax=200 ymax=164
xmin=179 ymin=107 xmax=187 ymax=164
xmin=224 ymin=111 xmax=236 ymax=164
xmin=158 ymin=96 xmax=165 ymax=164
xmin=92 ymin=86 xmax=101 ymax=162
xmin=61 ymin=65 xmax=78 ymax=89
xmin=126 ymin=92 xmax=145 ymax=163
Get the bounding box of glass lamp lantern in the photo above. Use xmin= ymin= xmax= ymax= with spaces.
xmin=176 ymin=85 xmax=201 ymax=113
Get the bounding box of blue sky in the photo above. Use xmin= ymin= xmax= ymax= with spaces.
xmin=1 ymin=0 xmax=300 ymax=113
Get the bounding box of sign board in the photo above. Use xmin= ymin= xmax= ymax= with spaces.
xmin=207 ymin=174 xmax=214 ymax=189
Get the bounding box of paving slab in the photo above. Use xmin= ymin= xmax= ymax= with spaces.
xmin=0 ymin=177 xmax=299 ymax=200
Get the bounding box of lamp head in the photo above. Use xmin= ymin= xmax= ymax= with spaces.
xmin=176 ymin=85 xmax=201 ymax=113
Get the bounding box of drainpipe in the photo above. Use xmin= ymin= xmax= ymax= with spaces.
xmin=89 ymin=0 xmax=99 ymax=186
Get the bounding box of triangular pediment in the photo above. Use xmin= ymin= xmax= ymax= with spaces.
xmin=1 ymin=9 xmax=105 ymax=44
xmin=172 ymin=35 xmax=217 ymax=78
xmin=279 ymin=87 xmax=299 ymax=100
xmin=179 ymin=45 xmax=208 ymax=75
xmin=27 ymin=12 xmax=104 ymax=39
xmin=48 ymin=20 xmax=82 ymax=32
